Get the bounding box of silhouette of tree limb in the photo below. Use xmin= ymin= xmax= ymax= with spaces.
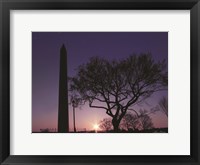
xmin=70 ymin=53 xmax=167 ymax=132
xmin=159 ymin=96 xmax=168 ymax=116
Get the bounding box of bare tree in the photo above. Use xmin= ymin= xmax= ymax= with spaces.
xmin=70 ymin=53 xmax=167 ymax=132
xmin=159 ymin=96 xmax=168 ymax=116
xmin=121 ymin=110 xmax=154 ymax=131
xmin=99 ymin=118 xmax=113 ymax=132
xmin=137 ymin=109 xmax=154 ymax=130
xmin=121 ymin=113 xmax=139 ymax=131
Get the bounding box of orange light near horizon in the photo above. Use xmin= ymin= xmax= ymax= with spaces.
xmin=93 ymin=124 xmax=99 ymax=133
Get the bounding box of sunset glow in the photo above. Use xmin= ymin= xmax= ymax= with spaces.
xmin=32 ymin=32 xmax=168 ymax=133
xmin=93 ymin=124 xmax=99 ymax=133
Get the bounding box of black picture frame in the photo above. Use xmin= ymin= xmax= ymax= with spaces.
xmin=0 ymin=0 xmax=199 ymax=164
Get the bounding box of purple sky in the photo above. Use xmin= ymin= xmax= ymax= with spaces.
xmin=32 ymin=32 xmax=168 ymax=132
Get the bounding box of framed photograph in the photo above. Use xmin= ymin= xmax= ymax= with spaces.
xmin=1 ymin=0 xmax=199 ymax=164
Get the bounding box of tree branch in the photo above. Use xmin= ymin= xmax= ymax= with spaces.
xmin=89 ymin=101 xmax=108 ymax=110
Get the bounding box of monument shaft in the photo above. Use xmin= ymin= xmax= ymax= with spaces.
xmin=58 ymin=45 xmax=69 ymax=133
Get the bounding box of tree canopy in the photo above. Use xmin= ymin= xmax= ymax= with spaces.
xmin=70 ymin=53 xmax=167 ymax=132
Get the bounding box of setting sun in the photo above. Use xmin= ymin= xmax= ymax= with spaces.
xmin=93 ymin=124 xmax=99 ymax=133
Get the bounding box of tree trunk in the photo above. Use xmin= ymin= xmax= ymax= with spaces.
xmin=112 ymin=118 xmax=120 ymax=132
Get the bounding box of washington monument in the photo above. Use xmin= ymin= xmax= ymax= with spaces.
xmin=58 ymin=44 xmax=69 ymax=133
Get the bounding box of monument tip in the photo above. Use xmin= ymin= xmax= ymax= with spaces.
xmin=60 ymin=44 xmax=67 ymax=54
